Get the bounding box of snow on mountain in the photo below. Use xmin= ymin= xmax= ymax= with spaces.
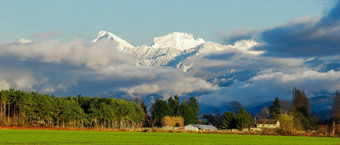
xmin=93 ymin=30 xmax=134 ymax=51
xmin=16 ymin=38 xmax=32 ymax=43
xmin=92 ymin=31 xmax=260 ymax=69
xmin=151 ymin=32 xmax=205 ymax=50
xmin=121 ymin=45 xmax=182 ymax=66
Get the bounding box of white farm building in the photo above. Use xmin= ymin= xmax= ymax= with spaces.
xmin=255 ymin=119 xmax=280 ymax=128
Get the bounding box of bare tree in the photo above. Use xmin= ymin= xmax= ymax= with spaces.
xmin=201 ymin=110 xmax=222 ymax=128
xmin=262 ymin=106 xmax=269 ymax=119
xmin=228 ymin=101 xmax=242 ymax=114
xmin=280 ymin=100 xmax=292 ymax=114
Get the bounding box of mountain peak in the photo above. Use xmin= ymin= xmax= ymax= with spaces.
xmin=93 ymin=30 xmax=134 ymax=50
xmin=151 ymin=32 xmax=205 ymax=50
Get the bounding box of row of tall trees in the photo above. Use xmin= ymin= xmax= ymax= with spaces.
xmin=0 ymin=89 xmax=144 ymax=129
xmin=150 ymin=96 xmax=199 ymax=127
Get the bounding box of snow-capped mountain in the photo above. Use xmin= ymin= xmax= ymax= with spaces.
xmin=92 ymin=31 xmax=205 ymax=66
xmin=91 ymin=30 xmax=265 ymax=89
xmin=93 ymin=30 xmax=134 ymax=51
xmin=151 ymin=32 xmax=205 ymax=50
xmin=92 ymin=31 xmax=259 ymax=68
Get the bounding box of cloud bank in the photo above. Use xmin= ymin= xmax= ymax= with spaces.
xmin=0 ymin=39 xmax=217 ymax=100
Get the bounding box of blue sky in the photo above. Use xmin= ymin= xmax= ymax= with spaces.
xmin=0 ymin=0 xmax=329 ymax=45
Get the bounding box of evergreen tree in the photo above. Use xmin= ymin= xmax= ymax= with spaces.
xmin=235 ymin=107 xmax=254 ymax=129
xmin=179 ymin=102 xmax=197 ymax=125
xmin=220 ymin=112 xmax=235 ymax=129
xmin=168 ymin=96 xmax=180 ymax=116
xmin=188 ymin=97 xmax=200 ymax=123
xmin=188 ymin=97 xmax=199 ymax=116
xmin=140 ymin=102 xmax=147 ymax=115
xmin=151 ymin=98 xmax=172 ymax=127
xmin=269 ymin=97 xmax=281 ymax=119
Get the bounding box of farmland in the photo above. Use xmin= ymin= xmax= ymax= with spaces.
xmin=0 ymin=129 xmax=339 ymax=145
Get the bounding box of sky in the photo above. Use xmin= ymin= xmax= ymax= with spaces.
xmin=0 ymin=0 xmax=330 ymax=45
xmin=1 ymin=0 xmax=340 ymax=107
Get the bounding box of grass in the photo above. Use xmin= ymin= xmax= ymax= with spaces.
xmin=0 ymin=129 xmax=339 ymax=145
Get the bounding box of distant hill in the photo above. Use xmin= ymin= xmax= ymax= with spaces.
xmin=310 ymin=95 xmax=333 ymax=120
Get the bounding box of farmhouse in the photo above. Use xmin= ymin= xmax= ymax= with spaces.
xmin=255 ymin=119 xmax=280 ymax=128
xmin=184 ymin=124 xmax=218 ymax=131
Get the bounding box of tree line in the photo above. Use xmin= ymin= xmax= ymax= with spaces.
xmin=0 ymin=89 xmax=144 ymax=129
xmin=2 ymin=87 xmax=340 ymax=135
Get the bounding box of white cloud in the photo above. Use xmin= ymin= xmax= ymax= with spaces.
xmin=180 ymin=46 xmax=303 ymax=74
xmin=0 ymin=79 xmax=10 ymax=90
xmin=201 ymin=68 xmax=340 ymax=106
xmin=0 ymin=39 xmax=134 ymax=68
xmin=0 ymin=68 xmax=38 ymax=90
xmin=120 ymin=76 xmax=218 ymax=99
xmin=0 ymin=39 xmax=218 ymax=99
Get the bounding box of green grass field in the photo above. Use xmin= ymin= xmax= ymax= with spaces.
xmin=0 ymin=129 xmax=339 ymax=145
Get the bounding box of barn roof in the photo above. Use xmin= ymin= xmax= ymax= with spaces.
xmin=256 ymin=119 xmax=278 ymax=124
xmin=191 ymin=124 xmax=217 ymax=130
